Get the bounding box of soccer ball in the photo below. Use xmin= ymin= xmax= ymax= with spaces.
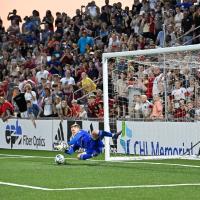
xmin=55 ymin=154 xmax=65 ymax=165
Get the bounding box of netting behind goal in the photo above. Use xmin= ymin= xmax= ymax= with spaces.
xmin=102 ymin=44 xmax=200 ymax=161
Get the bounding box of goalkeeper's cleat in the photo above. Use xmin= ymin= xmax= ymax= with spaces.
xmin=112 ymin=130 xmax=122 ymax=140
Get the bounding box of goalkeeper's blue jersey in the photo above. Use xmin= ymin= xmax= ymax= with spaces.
xmin=67 ymin=129 xmax=105 ymax=154
xmin=68 ymin=129 xmax=91 ymax=149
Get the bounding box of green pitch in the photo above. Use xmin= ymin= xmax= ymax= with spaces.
xmin=0 ymin=149 xmax=200 ymax=200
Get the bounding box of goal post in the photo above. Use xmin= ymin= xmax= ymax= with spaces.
xmin=102 ymin=44 xmax=200 ymax=161
xmin=102 ymin=57 xmax=110 ymax=161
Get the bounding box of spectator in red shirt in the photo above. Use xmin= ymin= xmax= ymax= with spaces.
xmin=87 ymin=94 xmax=98 ymax=118
xmin=95 ymin=89 xmax=103 ymax=104
xmin=0 ymin=83 xmax=6 ymax=97
xmin=96 ymin=101 xmax=104 ymax=119
xmin=172 ymin=99 xmax=187 ymax=120
xmin=71 ymin=99 xmax=81 ymax=118
xmin=0 ymin=96 xmax=14 ymax=122
xmin=61 ymin=100 xmax=72 ymax=118
xmin=146 ymin=71 xmax=155 ymax=100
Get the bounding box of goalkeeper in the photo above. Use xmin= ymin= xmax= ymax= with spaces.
xmin=55 ymin=123 xmax=121 ymax=160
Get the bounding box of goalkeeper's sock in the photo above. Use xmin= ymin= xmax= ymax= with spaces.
xmin=112 ymin=131 xmax=122 ymax=140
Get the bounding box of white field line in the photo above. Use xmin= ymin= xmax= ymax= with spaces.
xmin=0 ymin=156 xmax=29 ymax=159
xmin=0 ymin=181 xmax=200 ymax=191
xmin=0 ymin=153 xmax=200 ymax=168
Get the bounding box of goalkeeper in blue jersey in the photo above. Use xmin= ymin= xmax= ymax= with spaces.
xmin=54 ymin=123 xmax=121 ymax=160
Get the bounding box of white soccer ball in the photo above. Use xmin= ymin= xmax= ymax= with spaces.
xmin=55 ymin=154 xmax=65 ymax=165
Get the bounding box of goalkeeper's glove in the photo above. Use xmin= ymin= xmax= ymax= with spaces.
xmin=54 ymin=141 xmax=68 ymax=151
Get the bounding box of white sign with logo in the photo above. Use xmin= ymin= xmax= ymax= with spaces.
xmin=0 ymin=119 xmax=53 ymax=150
xmin=117 ymin=121 xmax=200 ymax=156
xmin=52 ymin=120 xmax=68 ymax=146
xmin=82 ymin=121 xmax=99 ymax=133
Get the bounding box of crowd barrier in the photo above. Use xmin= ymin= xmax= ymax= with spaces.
xmin=0 ymin=119 xmax=199 ymax=155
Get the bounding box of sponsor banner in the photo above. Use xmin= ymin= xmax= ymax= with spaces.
xmin=0 ymin=119 xmax=100 ymax=150
xmin=0 ymin=119 xmax=53 ymax=150
xmin=82 ymin=121 xmax=99 ymax=134
xmin=117 ymin=121 xmax=200 ymax=156
xmin=52 ymin=120 xmax=67 ymax=145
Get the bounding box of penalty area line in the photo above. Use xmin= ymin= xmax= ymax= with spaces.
xmin=0 ymin=153 xmax=200 ymax=168
xmin=0 ymin=181 xmax=200 ymax=191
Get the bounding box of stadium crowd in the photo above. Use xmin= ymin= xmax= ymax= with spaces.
xmin=0 ymin=0 xmax=200 ymax=122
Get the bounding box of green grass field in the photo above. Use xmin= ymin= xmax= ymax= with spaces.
xmin=0 ymin=149 xmax=200 ymax=200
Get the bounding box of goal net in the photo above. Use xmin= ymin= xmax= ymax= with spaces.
xmin=102 ymin=44 xmax=200 ymax=161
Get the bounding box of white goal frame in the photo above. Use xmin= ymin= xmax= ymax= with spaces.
xmin=102 ymin=44 xmax=200 ymax=161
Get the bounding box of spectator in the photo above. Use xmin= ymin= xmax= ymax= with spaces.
xmin=133 ymin=94 xmax=142 ymax=119
xmin=186 ymin=77 xmax=196 ymax=101
xmin=87 ymin=61 xmax=99 ymax=80
xmin=172 ymin=81 xmax=187 ymax=101
xmin=42 ymin=10 xmax=54 ymax=31
xmin=195 ymin=98 xmax=200 ymax=120
xmin=108 ymin=18 xmax=122 ymax=34
xmin=77 ymin=29 xmax=94 ymax=55
xmin=79 ymin=105 xmax=88 ymax=119
xmin=127 ymin=76 xmax=146 ymax=117
xmin=53 ymin=95 xmax=63 ymax=119
xmin=193 ymin=6 xmax=200 ymax=44
xmin=145 ymin=71 xmax=155 ymax=100
xmin=86 ymin=1 xmax=100 ymax=19
xmin=87 ymin=94 xmax=98 ymax=118
xmin=7 ymin=19 xmax=20 ymax=36
xmin=96 ymin=101 xmax=104 ymax=119
xmin=12 ymin=86 xmax=27 ymax=117
xmin=174 ymin=6 xmax=183 ymax=29
xmin=172 ymin=99 xmax=187 ymax=120
xmin=150 ymin=95 xmax=164 ymax=120
xmin=0 ymin=82 xmax=6 ymax=98
xmin=61 ymin=100 xmax=71 ymax=118
xmin=0 ymin=96 xmax=14 ymax=122
xmin=52 ymin=82 xmax=63 ymax=99
xmin=108 ymin=32 xmax=121 ymax=52
xmin=152 ymin=67 xmax=164 ymax=96
xmin=0 ymin=18 xmax=5 ymax=41
xmin=24 ymin=83 xmax=38 ymax=105
xmin=27 ymin=100 xmax=42 ymax=128
xmin=186 ymin=101 xmax=195 ymax=121
xmin=62 ymin=83 xmax=74 ymax=106
xmin=60 ymin=69 xmax=75 ymax=86
xmin=36 ymin=64 xmax=49 ymax=84
xmin=116 ymin=71 xmax=128 ymax=117
xmin=79 ymin=72 xmax=96 ymax=94
xmin=141 ymin=94 xmax=153 ymax=119
xmin=41 ymin=87 xmax=53 ymax=117
xmin=71 ymin=99 xmax=81 ymax=118
xmin=181 ymin=9 xmax=193 ymax=45
xmin=60 ymin=48 xmax=73 ymax=66
xmin=7 ymin=9 xmax=22 ymax=25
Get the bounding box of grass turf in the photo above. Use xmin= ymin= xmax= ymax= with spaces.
xmin=0 ymin=149 xmax=200 ymax=200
